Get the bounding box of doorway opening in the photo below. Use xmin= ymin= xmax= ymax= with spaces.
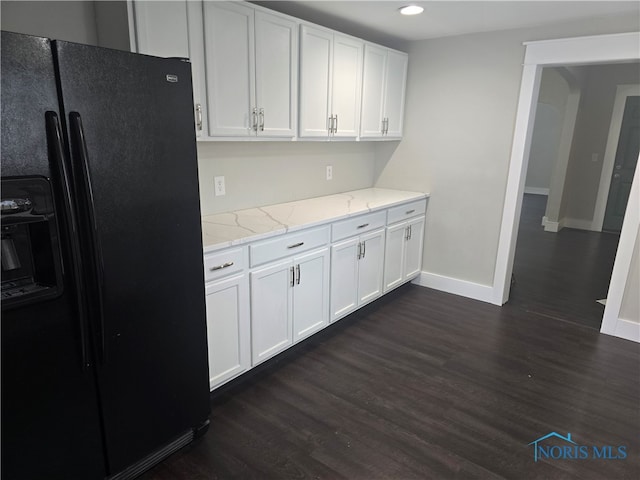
xmin=510 ymin=64 xmax=639 ymax=330
xmin=492 ymin=32 xmax=640 ymax=342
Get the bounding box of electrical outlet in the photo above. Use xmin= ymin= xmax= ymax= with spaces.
xmin=214 ymin=176 xmax=226 ymax=196
xmin=326 ymin=165 xmax=333 ymax=181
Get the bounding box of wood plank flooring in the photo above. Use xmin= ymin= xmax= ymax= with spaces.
xmin=509 ymin=194 xmax=620 ymax=330
xmin=140 ymin=283 xmax=640 ymax=479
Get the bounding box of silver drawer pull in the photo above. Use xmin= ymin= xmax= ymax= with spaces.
xmin=209 ymin=261 xmax=234 ymax=271
xmin=287 ymin=242 xmax=304 ymax=249
xmin=357 ymin=223 xmax=369 ymax=229
xmin=406 ymin=209 xmax=415 ymax=215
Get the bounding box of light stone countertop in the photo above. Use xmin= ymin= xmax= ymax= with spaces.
xmin=201 ymin=187 xmax=429 ymax=253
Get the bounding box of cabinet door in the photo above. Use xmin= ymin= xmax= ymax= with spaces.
xmin=204 ymin=1 xmax=256 ymax=136
xmin=358 ymin=228 xmax=385 ymax=305
xmin=383 ymin=222 xmax=407 ymax=292
xmin=186 ymin=0 xmax=207 ymax=138
xmin=404 ymin=216 xmax=425 ymax=281
xmin=254 ymin=11 xmax=297 ymax=137
xmin=359 ymin=44 xmax=386 ymax=138
xmin=330 ymin=237 xmax=359 ymax=322
xmin=131 ymin=1 xmax=190 ymax=58
xmin=331 ymin=33 xmax=363 ymax=138
xmin=383 ymin=50 xmax=408 ymax=138
xmin=292 ymin=248 xmax=329 ymax=342
xmin=205 ymin=274 xmax=250 ymax=390
xmin=299 ymin=25 xmax=332 ymax=138
xmin=250 ymin=259 xmax=293 ymax=365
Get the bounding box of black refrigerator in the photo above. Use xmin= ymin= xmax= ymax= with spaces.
xmin=1 ymin=32 xmax=210 ymax=479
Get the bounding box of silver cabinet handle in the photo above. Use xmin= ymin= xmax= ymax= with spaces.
xmin=406 ymin=209 xmax=415 ymax=215
xmin=252 ymin=107 xmax=258 ymax=131
xmin=357 ymin=241 xmax=362 ymax=260
xmin=408 ymin=225 xmax=412 ymax=240
xmin=195 ymin=104 xmax=202 ymax=131
xmin=405 ymin=226 xmax=410 ymax=241
xmin=209 ymin=261 xmax=234 ymax=272
xmin=362 ymin=240 xmax=366 ymax=258
xmin=334 ymin=114 xmax=338 ymax=134
xmin=259 ymin=108 xmax=264 ymax=131
xmin=357 ymin=223 xmax=369 ymax=229
xmin=290 ymin=266 xmax=295 ymax=287
xmin=287 ymin=242 xmax=304 ymax=249
xmin=296 ymin=264 xmax=301 ymax=285
xmin=327 ymin=115 xmax=333 ymax=134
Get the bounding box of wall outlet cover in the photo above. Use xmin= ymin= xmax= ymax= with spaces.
xmin=214 ymin=176 xmax=226 ymax=196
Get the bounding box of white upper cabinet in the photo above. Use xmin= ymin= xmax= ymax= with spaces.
xmin=129 ymin=0 xmax=207 ymax=137
xmin=360 ymin=44 xmax=408 ymax=139
xmin=203 ymin=2 xmax=297 ymax=138
xmin=299 ymin=26 xmax=363 ymax=139
xmin=254 ymin=11 xmax=298 ymax=137
xmin=128 ymin=1 xmax=408 ymax=142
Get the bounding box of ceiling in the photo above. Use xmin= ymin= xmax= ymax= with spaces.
xmin=255 ymin=1 xmax=640 ymax=46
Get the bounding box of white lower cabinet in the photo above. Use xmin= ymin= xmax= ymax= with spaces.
xmin=205 ymin=195 xmax=427 ymax=389
xmin=330 ymin=228 xmax=385 ymax=322
xmin=204 ymin=248 xmax=250 ymax=390
xmin=384 ymin=216 xmax=426 ymax=292
xmin=251 ymin=247 xmax=330 ymax=366
xmin=250 ymin=259 xmax=293 ymax=365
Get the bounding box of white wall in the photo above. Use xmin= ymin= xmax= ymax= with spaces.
xmin=374 ymin=15 xmax=640 ymax=287
xmin=525 ymin=69 xmax=570 ymax=194
xmin=197 ymin=142 xmax=379 ymax=215
xmin=562 ymin=63 xmax=640 ymax=224
xmin=1 ymin=1 xmax=98 ymax=44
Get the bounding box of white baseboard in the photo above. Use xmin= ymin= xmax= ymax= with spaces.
xmin=563 ymin=217 xmax=597 ymax=231
xmin=543 ymin=217 xmax=598 ymax=232
xmin=412 ymin=271 xmax=496 ymax=305
xmin=604 ymin=318 xmax=640 ymax=343
xmin=524 ymin=187 xmax=549 ymax=195
xmin=542 ymin=216 xmax=562 ymax=232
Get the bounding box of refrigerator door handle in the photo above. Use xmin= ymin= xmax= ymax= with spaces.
xmin=69 ymin=112 xmax=106 ymax=365
xmin=45 ymin=111 xmax=92 ymax=371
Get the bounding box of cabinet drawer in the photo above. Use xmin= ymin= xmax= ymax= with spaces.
xmin=250 ymin=226 xmax=330 ymax=267
xmin=331 ymin=210 xmax=386 ymax=242
xmin=204 ymin=247 xmax=246 ymax=282
xmin=387 ymin=199 xmax=427 ymax=225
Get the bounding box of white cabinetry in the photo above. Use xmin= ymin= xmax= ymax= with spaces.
xmin=330 ymin=211 xmax=387 ymax=322
xmin=203 ymin=2 xmax=297 ymax=138
xmin=250 ymin=227 xmax=330 ymax=365
xmin=299 ymin=25 xmax=363 ymax=139
xmin=129 ymin=0 xmax=207 ymax=137
xmin=203 ymin=247 xmax=250 ymax=390
xmin=383 ymin=200 xmax=427 ymax=292
xmin=360 ymin=44 xmax=408 ymax=139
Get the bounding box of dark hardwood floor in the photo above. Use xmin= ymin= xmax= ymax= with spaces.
xmin=509 ymin=194 xmax=620 ymax=330
xmin=140 ymin=283 xmax=639 ymax=479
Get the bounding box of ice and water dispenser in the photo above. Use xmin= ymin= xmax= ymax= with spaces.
xmin=1 ymin=177 xmax=63 ymax=309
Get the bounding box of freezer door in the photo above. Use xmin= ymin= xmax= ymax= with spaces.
xmin=1 ymin=32 xmax=106 ymax=480
xmin=53 ymin=41 xmax=210 ymax=475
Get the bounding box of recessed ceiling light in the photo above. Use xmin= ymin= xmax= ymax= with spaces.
xmin=399 ymin=5 xmax=424 ymax=16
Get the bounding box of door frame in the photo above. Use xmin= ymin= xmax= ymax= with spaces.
xmin=492 ymin=32 xmax=640 ymax=342
xmin=592 ymin=84 xmax=640 ymax=231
